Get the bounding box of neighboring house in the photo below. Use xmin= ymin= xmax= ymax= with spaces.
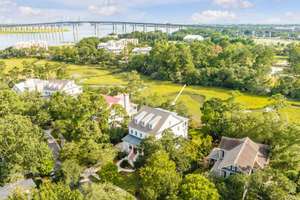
xmin=13 ymin=79 xmax=82 ymax=97
xmin=183 ymin=35 xmax=204 ymax=42
xmin=121 ymin=106 xmax=189 ymax=161
xmin=0 ymin=179 xmax=36 ymax=200
xmin=14 ymin=41 xmax=48 ymax=50
xmin=132 ymin=47 xmax=152 ymax=55
xmin=207 ymin=137 xmax=269 ymax=178
xmin=98 ymin=39 xmax=139 ymax=54
xmin=103 ymin=93 xmax=138 ymax=117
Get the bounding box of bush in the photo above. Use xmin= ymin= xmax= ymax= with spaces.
xmin=98 ymin=163 xmax=119 ymax=183
xmin=110 ymin=128 xmax=127 ymax=144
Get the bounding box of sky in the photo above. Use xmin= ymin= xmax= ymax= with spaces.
xmin=1 ymin=0 xmax=300 ymax=24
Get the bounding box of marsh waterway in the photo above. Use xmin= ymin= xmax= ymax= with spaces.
xmin=0 ymin=25 xmax=108 ymax=49
xmin=0 ymin=24 xmax=169 ymax=49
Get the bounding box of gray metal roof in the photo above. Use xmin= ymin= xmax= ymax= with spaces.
xmin=0 ymin=179 xmax=36 ymax=200
xmin=128 ymin=106 xmax=188 ymax=136
xmin=122 ymin=134 xmax=142 ymax=146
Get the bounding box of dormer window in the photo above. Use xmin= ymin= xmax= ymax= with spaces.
xmin=219 ymin=150 xmax=225 ymax=159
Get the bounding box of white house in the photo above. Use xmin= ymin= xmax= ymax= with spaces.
xmin=183 ymin=35 xmax=204 ymax=42
xmin=14 ymin=41 xmax=48 ymax=50
xmin=98 ymin=39 xmax=139 ymax=54
xmin=207 ymin=137 xmax=269 ymax=178
xmin=13 ymin=79 xmax=82 ymax=97
xmin=132 ymin=47 xmax=152 ymax=55
xmin=121 ymin=106 xmax=189 ymax=161
xmin=103 ymin=93 xmax=137 ymax=117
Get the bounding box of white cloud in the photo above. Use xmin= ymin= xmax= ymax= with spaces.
xmin=88 ymin=4 xmax=122 ymax=16
xmin=0 ymin=0 xmax=16 ymax=12
xmin=192 ymin=10 xmax=236 ymax=23
xmin=18 ymin=6 xmax=42 ymax=17
xmin=213 ymin=0 xmax=254 ymax=9
xmin=54 ymin=0 xmax=197 ymax=7
xmin=258 ymin=11 xmax=300 ymax=24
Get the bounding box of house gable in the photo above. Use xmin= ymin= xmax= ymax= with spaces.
xmin=208 ymin=137 xmax=269 ymax=177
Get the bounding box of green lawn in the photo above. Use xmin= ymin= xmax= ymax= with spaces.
xmin=2 ymin=58 xmax=300 ymax=125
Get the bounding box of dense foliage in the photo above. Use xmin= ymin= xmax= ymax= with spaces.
xmin=0 ymin=114 xmax=54 ymax=185
xmin=179 ymin=174 xmax=220 ymax=200
xmin=128 ymin=39 xmax=275 ymax=94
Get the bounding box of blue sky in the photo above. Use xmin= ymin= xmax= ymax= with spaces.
xmin=1 ymin=0 xmax=300 ymax=24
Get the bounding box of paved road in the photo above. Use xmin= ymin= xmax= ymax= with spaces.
xmin=44 ymin=130 xmax=61 ymax=170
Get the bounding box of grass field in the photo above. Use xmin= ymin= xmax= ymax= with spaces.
xmin=2 ymin=58 xmax=300 ymax=125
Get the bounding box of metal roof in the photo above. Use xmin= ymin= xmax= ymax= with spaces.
xmin=129 ymin=106 xmax=188 ymax=136
xmin=122 ymin=134 xmax=142 ymax=146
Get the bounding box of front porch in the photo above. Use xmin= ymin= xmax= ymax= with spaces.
xmin=121 ymin=134 xmax=141 ymax=152
xmin=119 ymin=134 xmax=142 ymax=165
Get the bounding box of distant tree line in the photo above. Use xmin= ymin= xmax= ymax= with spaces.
xmin=0 ymin=30 xmax=300 ymax=100
xmin=128 ymin=38 xmax=275 ymax=95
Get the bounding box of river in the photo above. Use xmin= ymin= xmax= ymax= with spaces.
xmin=0 ymin=24 xmax=127 ymax=49
xmin=0 ymin=24 xmax=170 ymax=50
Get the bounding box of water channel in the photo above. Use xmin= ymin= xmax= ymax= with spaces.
xmin=0 ymin=24 xmax=173 ymax=49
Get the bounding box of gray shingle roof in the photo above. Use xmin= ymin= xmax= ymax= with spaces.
xmin=210 ymin=137 xmax=269 ymax=174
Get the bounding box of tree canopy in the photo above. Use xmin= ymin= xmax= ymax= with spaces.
xmin=179 ymin=174 xmax=220 ymax=200
xmin=0 ymin=114 xmax=54 ymax=185
xmin=139 ymin=150 xmax=181 ymax=200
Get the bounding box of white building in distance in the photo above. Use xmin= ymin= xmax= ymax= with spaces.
xmin=132 ymin=47 xmax=152 ymax=55
xmin=14 ymin=41 xmax=48 ymax=50
xmin=121 ymin=106 xmax=189 ymax=161
xmin=183 ymin=35 xmax=204 ymax=42
xmin=98 ymin=39 xmax=139 ymax=54
xmin=13 ymin=79 xmax=82 ymax=97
